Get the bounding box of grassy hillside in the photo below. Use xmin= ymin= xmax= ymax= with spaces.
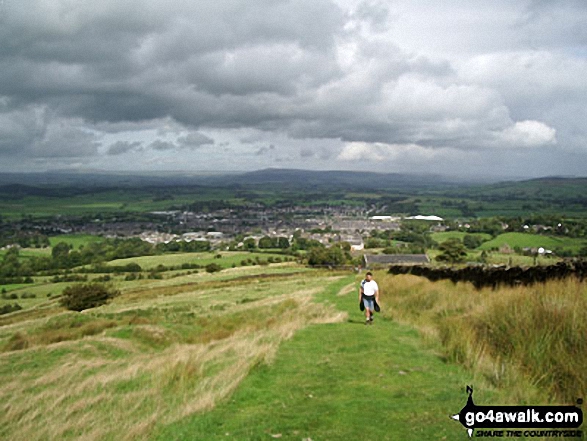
xmin=48 ymin=234 xmax=104 ymax=249
xmin=0 ymin=265 xmax=488 ymax=441
xmin=99 ymin=251 xmax=292 ymax=270
xmin=153 ymin=276 xmax=484 ymax=440
xmin=1 ymin=265 xmax=584 ymax=440
xmin=430 ymin=231 xmax=492 ymax=244
xmin=478 ymin=232 xmax=585 ymax=252
xmin=0 ymin=268 xmax=347 ymax=440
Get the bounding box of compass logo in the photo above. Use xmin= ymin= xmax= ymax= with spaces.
xmin=451 ymin=386 xmax=583 ymax=438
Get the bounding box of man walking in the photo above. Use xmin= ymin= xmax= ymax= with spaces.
xmin=360 ymin=271 xmax=379 ymax=325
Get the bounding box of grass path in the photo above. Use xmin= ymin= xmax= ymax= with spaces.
xmin=152 ymin=274 xmax=489 ymax=440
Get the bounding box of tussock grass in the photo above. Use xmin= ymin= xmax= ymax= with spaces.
xmin=378 ymin=273 xmax=587 ymax=404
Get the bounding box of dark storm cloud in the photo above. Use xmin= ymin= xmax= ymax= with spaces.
xmin=0 ymin=105 xmax=47 ymax=155
xmin=0 ymin=0 xmax=584 ymax=176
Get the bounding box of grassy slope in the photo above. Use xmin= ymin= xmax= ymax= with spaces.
xmin=0 ymin=268 xmax=346 ymax=440
xmin=478 ymin=232 xmax=585 ymax=252
xmin=152 ymin=272 xmax=486 ymax=441
xmin=48 ymin=234 xmax=104 ymax=249
xmin=100 ymin=251 xmax=291 ymax=270
xmin=430 ymin=231 xmax=492 ymax=243
xmin=4 ymin=266 xmax=578 ymax=440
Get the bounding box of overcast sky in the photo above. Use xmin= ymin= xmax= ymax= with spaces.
xmin=0 ymin=0 xmax=586 ymax=179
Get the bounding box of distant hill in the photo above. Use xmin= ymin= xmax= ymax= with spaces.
xmin=0 ymin=168 xmax=475 ymax=191
xmin=462 ymin=176 xmax=587 ymax=200
xmin=196 ymin=168 xmax=477 ymax=190
xmin=0 ymin=169 xmax=584 ymax=194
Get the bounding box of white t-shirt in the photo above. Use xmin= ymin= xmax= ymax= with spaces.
xmin=361 ymin=279 xmax=378 ymax=297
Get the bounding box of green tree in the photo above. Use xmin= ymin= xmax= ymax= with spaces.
xmin=463 ymin=234 xmax=483 ymax=249
xmin=52 ymin=241 xmax=71 ymax=259
xmin=258 ymin=236 xmax=275 ymax=249
xmin=307 ymin=246 xmax=347 ymax=266
xmin=436 ymin=238 xmax=468 ymax=263
xmin=277 ymin=237 xmax=290 ymax=249
xmin=243 ymin=238 xmax=257 ymax=251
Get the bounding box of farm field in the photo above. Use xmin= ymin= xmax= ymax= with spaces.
xmin=98 ymin=251 xmax=292 ymax=270
xmin=0 ymin=247 xmax=51 ymax=260
xmin=48 ymin=234 xmax=104 ymax=249
xmin=430 ymin=231 xmax=492 ymax=243
xmin=478 ymin=232 xmax=586 ymax=253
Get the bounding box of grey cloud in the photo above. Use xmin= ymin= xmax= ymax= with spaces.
xmin=0 ymin=105 xmax=101 ymax=158
xmin=0 ymin=105 xmax=47 ymax=155
xmin=298 ymin=146 xmax=334 ymax=160
xmin=255 ymin=144 xmax=275 ymax=156
xmin=149 ymin=140 xmax=176 ymax=151
xmin=31 ymin=123 xmax=101 ymax=158
xmin=352 ymin=1 xmax=393 ymax=33
xmin=300 ymin=148 xmax=314 ymax=158
xmin=107 ymin=141 xmax=143 ymax=155
xmin=0 ymin=1 xmax=585 ymax=175
xmin=176 ymin=132 xmax=215 ymax=148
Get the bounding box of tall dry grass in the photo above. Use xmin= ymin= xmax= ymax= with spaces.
xmin=377 ymin=272 xmax=587 ymax=404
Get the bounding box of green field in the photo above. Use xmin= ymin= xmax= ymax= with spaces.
xmin=430 ymin=231 xmax=492 ymax=244
xmin=100 ymin=251 xmax=292 ymax=270
xmin=430 ymin=231 xmax=586 ymax=254
xmin=0 ymin=247 xmax=51 ymax=260
xmin=0 ymin=187 xmax=244 ymax=219
xmin=48 ymin=234 xmax=104 ymax=249
xmin=478 ymin=232 xmax=586 ymax=252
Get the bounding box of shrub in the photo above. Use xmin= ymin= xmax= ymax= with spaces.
xmin=59 ymin=282 xmax=120 ymax=311
xmin=0 ymin=303 xmax=22 ymax=315
xmin=205 ymin=263 xmax=222 ymax=273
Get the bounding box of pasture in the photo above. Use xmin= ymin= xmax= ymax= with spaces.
xmin=0 ymin=265 xmax=493 ymax=440
xmin=1 ymin=264 xmax=585 ymax=439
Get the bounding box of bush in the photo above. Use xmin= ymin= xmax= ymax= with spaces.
xmin=59 ymin=282 xmax=121 ymax=311
xmin=0 ymin=303 xmax=22 ymax=315
xmin=205 ymin=263 xmax=222 ymax=273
